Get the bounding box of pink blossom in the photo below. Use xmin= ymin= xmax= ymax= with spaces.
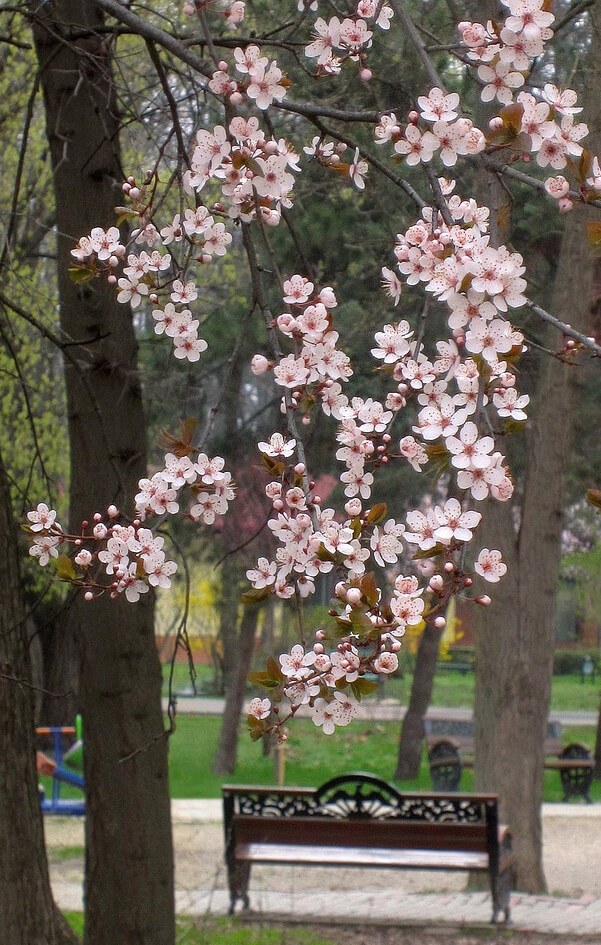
xmin=475 ymin=548 xmax=507 ymax=583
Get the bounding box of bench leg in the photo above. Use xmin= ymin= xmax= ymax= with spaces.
xmin=491 ymin=867 xmax=513 ymax=924
xmin=226 ymin=858 xmax=251 ymax=914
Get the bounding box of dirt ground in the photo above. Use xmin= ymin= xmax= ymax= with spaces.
xmin=45 ymin=815 xmax=601 ymax=900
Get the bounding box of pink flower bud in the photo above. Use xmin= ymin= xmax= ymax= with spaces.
xmin=558 ymin=197 xmax=573 ymax=214
xmin=229 ymin=91 xmax=243 ymax=106
xmin=107 ymin=275 xmax=117 ymax=284
xmin=107 ymin=505 xmax=119 ymax=519
xmin=434 ymin=616 xmax=446 ymax=629
xmin=345 ymin=498 xmax=362 ymax=517
xmin=218 ymin=60 xmax=229 ymax=72
xmin=360 ymin=68 xmax=372 ymax=81
xmin=294 ymin=463 xmax=305 ymax=475
xmin=346 ymin=587 xmax=362 ymax=606
xmin=251 ymin=354 xmax=271 ymax=376
xmin=444 ymin=561 xmax=454 ymax=573
xmin=429 ymin=574 xmax=444 ymax=592
xmin=475 ymin=595 xmax=492 ymax=606
xmin=84 ymin=591 xmax=94 ymax=601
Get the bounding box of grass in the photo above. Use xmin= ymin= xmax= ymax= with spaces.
xmin=47 ymin=667 xmax=600 ymax=804
xmin=166 ymin=715 xmax=601 ymax=802
xmin=163 ymin=662 xmax=601 ymax=714
xmin=63 ymin=914 xmax=342 ymax=945
xmin=43 ymin=714 xmax=600 ymax=803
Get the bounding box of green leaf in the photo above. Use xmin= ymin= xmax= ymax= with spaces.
xmin=365 ymin=503 xmax=387 ymax=525
xmin=247 ymin=671 xmax=279 ymax=689
xmin=55 ymin=554 xmax=76 ymax=580
xmin=412 ymin=544 xmax=445 ymax=560
xmin=68 ymin=267 xmax=96 ymax=285
xmin=241 ymin=586 xmax=272 ymax=605
xmin=351 ymin=677 xmax=380 ymax=699
xmin=360 ymin=572 xmax=379 ymax=608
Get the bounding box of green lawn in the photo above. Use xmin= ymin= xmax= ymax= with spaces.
xmin=166 ymin=715 xmax=601 ymax=803
xmin=64 ymin=914 xmax=341 ymax=945
xmin=44 ymin=714 xmax=599 ymax=803
xmin=163 ymin=663 xmax=601 ymax=714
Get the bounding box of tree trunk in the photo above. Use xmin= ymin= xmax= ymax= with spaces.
xmin=31 ymin=4 xmax=175 ymax=943
xmin=474 ymin=7 xmax=601 ymax=891
xmin=394 ymin=624 xmax=443 ymax=780
xmin=0 ymin=448 xmax=77 ymax=945
xmin=213 ymin=605 xmax=260 ymax=775
xmin=475 ymin=208 xmax=597 ymax=893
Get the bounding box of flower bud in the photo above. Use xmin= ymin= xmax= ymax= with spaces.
xmin=346 ymin=587 xmax=362 ymax=606
xmin=251 ymin=354 xmax=271 ymax=376
xmin=434 ymin=616 xmax=446 ymax=629
xmin=345 ymin=498 xmax=362 ymax=517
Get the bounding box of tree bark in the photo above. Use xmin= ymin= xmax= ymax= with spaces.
xmin=475 ymin=203 xmax=598 ymax=894
xmin=473 ymin=6 xmax=601 ymax=891
xmin=31 ymin=4 xmax=175 ymax=943
xmin=394 ymin=624 xmax=443 ymax=780
xmin=213 ymin=605 xmax=260 ymax=775
xmin=0 ymin=448 xmax=77 ymax=945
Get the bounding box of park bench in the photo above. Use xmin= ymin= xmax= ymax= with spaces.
xmin=222 ymin=772 xmax=515 ymax=923
xmin=424 ymin=717 xmax=594 ymax=801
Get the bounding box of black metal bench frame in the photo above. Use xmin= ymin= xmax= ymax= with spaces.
xmin=425 ymin=720 xmax=593 ymax=802
xmin=222 ymin=772 xmax=515 ymax=923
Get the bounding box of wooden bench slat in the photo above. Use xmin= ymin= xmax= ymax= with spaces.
xmin=233 ymin=815 xmax=489 ymax=852
xmin=235 ymin=841 xmax=490 ymax=871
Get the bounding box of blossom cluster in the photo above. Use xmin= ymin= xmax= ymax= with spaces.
xmin=26 ymin=503 xmax=177 ymax=602
xmin=135 ymin=450 xmax=234 ymax=526
xmin=305 ymin=1 xmax=393 ymax=75
xmin=183 ymin=0 xmax=245 ymax=28
xmin=40 ymin=0 xmax=601 ymax=745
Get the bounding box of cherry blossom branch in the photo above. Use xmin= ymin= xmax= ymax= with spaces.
xmin=241 ymin=223 xmax=312 ymax=496
xmin=144 ymin=39 xmax=192 ymax=173
xmin=525 ymin=300 xmax=601 ymax=356
xmin=93 ymin=0 xmax=213 ymax=80
xmin=388 ymin=0 xmax=446 ymax=89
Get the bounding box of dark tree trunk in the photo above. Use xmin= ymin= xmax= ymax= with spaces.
xmin=473 ymin=6 xmax=601 ymax=890
xmin=213 ymin=605 xmax=260 ymax=775
xmin=475 ymin=208 xmax=597 ymax=893
xmin=31 ymin=3 xmax=175 ymax=943
xmin=394 ymin=624 xmax=443 ymax=780
xmin=0 ymin=448 xmax=77 ymax=945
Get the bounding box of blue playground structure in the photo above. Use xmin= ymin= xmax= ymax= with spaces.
xmin=36 ymin=721 xmax=85 ymax=816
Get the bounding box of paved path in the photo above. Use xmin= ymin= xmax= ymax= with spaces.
xmin=50 ymin=800 xmax=601 ymax=935
xmin=164 ymin=695 xmax=598 ymax=727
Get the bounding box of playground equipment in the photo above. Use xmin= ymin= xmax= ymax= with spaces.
xmin=36 ymin=717 xmax=85 ymax=815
